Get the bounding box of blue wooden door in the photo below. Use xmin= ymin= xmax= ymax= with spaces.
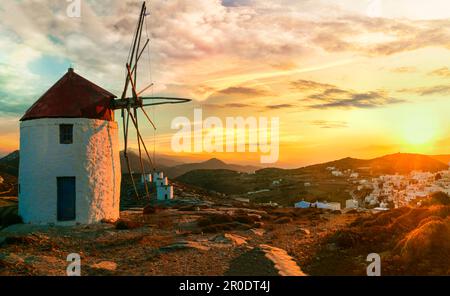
xmin=57 ymin=177 xmax=76 ymax=221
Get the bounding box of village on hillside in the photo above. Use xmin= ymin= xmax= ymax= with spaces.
xmin=293 ymin=163 xmax=450 ymax=212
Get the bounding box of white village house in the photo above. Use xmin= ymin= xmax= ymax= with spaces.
xmin=314 ymin=201 xmax=341 ymax=211
xmin=295 ymin=200 xmax=312 ymax=208
xmin=345 ymin=199 xmax=359 ymax=209
xmin=151 ymin=171 xmax=174 ymax=201
xmin=18 ymin=68 xmax=121 ymax=225
xmin=140 ymin=173 xmax=152 ymax=184
xmin=294 ymin=200 xmax=341 ymax=211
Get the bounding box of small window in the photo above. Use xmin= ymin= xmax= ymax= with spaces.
xmin=60 ymin=124 xmax=73 ymax=144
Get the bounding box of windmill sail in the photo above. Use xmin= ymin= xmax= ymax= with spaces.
xmin=114 ymin=1 xmax=191 ymax=200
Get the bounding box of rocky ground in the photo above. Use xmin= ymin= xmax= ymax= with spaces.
xmin=2 ymin=190 xmax=448 ymax=276
xmin=0 ymin=196 xmax=358 ymax=276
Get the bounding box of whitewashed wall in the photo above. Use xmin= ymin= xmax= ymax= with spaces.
xmin=157 ymin=186 xmax=173 ymax=201
xmin=19 ymin=118 xmax=121 ymax=225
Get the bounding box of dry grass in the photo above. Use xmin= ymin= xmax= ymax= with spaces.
xmin=309 ymin=193 xmax=450 ymax=275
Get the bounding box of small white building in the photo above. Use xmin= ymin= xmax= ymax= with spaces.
xmin=272 ymin=180 xmax=281 ymax=186
xmin=18 ymin=68 xmax=121 ymax=225
xmin=154 ymin=176 xmax=168 ymax=187
xmin=152 ymin=171 xmax=168 ymax=187
xmin=332 ymin=170 xmax=343 ymax=177
xmin=373 ymin=207 xmax=389 ymax=212
xmin=345 ymin=199 xmax=359 ymax=209
xmin=141 ymin=173 xmax=152 ymax=184
xmin=157 ymin=185 xmax=174 ymax=201
xmin=304 ymin=182 xmax=311 ymax=187
xmin=350 ymin=172 xmax=359 ymax=179
xmin=379 ymin=201 xmax=389 ymax=209
xmin=152 ymin=171 xmax=174 ymax=200
xmin=153 ymin=171 xmax=163 ymax=182
xmin=314 ymin=201 xmax=341 ymax=211
xmin=295 ymin=200 xmax=311 ymax=208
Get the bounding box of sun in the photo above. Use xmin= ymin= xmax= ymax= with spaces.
xmin=401 ymin=116 xmax=437 ymax=146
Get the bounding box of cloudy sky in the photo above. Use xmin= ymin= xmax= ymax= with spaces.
xmin=0 ymin=0 xmax=449 ymax=167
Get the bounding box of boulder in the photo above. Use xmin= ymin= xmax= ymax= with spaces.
xmin=212 ymin=233 xmax=248 ymax=246
xmin=91 ymin=261 xmax=117 ymax=271
xmin=259 ymin=244 xmax=306 ymax=276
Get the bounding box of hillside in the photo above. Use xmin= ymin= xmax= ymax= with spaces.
xmin=167 ymin=158 xmax=259 ymax=178
xmin=0 ymin=151 xmax=19 ymax=177
xmin=120 ymin=150 xmax=170 ymax=174
xmin=120 ymin=150 xmax=259 ymax=178
xmin=430 ymin=155 xmax=450 ymax=166
xmin=175 ymin=153 xmax=449 ymax=206
xmin=304 ymin=153 xmax=448 ymax=175
xmin=306 ymin=192 xmax=450 ymax=275
xmin=0 ymin=151 xmax=19 ymax=197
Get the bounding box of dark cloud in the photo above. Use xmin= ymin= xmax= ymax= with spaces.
xmin=265 ymin=104 xmax=296 ymax=110
xmin=292 ymin=79 xmax=403 ymax=109
xmin=198 ymin=85 xmax=273 ymax=108
xmin=226 ymin=103 xmax=253 ymax=108
xmin=291 ymin=80 xmax=334 ymax=92
xmin=399 ymin=85 xmax=450 ymax=96
xmin=308 ymin=91 xmax=403 ymax=109
xmin=221 ymin=0 xmax=252 ymax=7
xmin=217 ymin=86 xmax=271 ymax=97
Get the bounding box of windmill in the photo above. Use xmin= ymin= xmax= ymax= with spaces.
xmin=112 ymin=1 xmax=191 ymax=200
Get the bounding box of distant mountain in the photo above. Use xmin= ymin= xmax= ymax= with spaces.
xmin=119 ymin=150 xmax=259 ymax=178
xmin=2 ymin=149 xmax=447 ymax=180
xmin=304 ymin=153 xmax=448 ymax=174
xmin=175 ymin=153 xmax=449 ymax=205
xmin=0 ymin=150 xmax=19 ymax=177
xmin=119 ymin=149 xmax=183 ymax=174
xmin=166 ymin=158 xmax=260 ymax=178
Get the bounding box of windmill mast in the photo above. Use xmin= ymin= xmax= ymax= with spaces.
xmin=115 ymin=1 xmax=191 ymax=200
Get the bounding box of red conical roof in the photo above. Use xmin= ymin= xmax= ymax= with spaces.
xmin=21 ymin=68 xmax=116 ymax=122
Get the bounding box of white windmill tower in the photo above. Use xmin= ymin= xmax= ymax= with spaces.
xmin=18 ymin=1 xmax=190 ymax=225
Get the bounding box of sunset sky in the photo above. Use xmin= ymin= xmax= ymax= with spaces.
xmin=0 ymin=0 xmax=449 ymax=168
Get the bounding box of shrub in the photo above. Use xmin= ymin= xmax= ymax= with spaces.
xmin=274 ymin=217 xmax=292 ymax=224
xmin=331 ymin=230 xmax=361 ymax=249
xmin=143 ymin=205 xmax=159 ymax=215
xmin=234 ymin=214 xmax=257 ymax=224
xmin=202 ymin=222 xmax=235 ymax=233
xmin=197 ymin=214 xmax=233 ymax=227
xmin=115 ymin=219 xmax=142 ymax=230
xmin=395 ymin=217 xmax=450 ymax=263
xmin=424 ymin=192 xmax=450 ymax=206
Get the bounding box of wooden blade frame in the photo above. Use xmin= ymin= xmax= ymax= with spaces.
xmin=120 ymin=1 xmax=147 ymax=200
xmin=117 ymin=1 xmax=192 ymax=201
